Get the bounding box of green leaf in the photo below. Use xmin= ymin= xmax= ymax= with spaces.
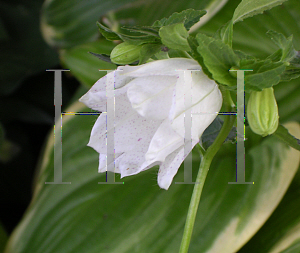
xmin=3 ymin=102 xmax=196 ymax=253
xmin=114 ymin=30 xmax=160 ymax=45
xmin=40 ymin=0 xmax=137 ymax=48
xmin=279 ymin=239 xmax=300 ymax=253
xmin=96 ymin=22 xmax=121 ymax=41
xmin=190 ymin=125 xmax=300 ymax=252
xmin=139 ymin=43 xmax=162 ymax=64
xmin=275 ymin=77 xmax=300 ymax=123
xmin=281 ymin=65 xmax=300 ymax=82
xmin=122 ymin=26 xmax=160 ymax=37
xmin=239 ymin=171 xmax=300 ymax=253
xmin=214 ymin=20 xmax=233 ymax=47
xmin=196 ymin=33 xmax=239 ymax=86
xmin=153 ymin=9 xmax=207 ymax=30
xmin=154 ymin=50 xmax=169 ymax=60
xmin=60 ymin=40 xmax=116 ymax=88
xmin=234 ymin=50 xmax=256 ymax=63
xmin=239 ymin=164 xmax=300 ymax=253
xmin=266 ymin=49 xmax=283 ymax=62
xmin=236 ymin=51 xmax=287 ymax=91
xmin=97 ymin=22 xmax=160 ymax=45
xmin=0 ymin=221 xmax=7 ymax=253
xmin=159 ymin=23 xmax=191 ymax=51
xmin=232 ymin=0 xmax=288 ymax=24
xmin=187 ymin=36 xmax=212 ymax=79
xmin=239 ymin=123 xmax=300 ymax=253
xmin=114 ymin=0 xmax=228 ymax=30
xmin=4 ymin=101 xmax=300 ymax=253
xmin=88 ymin=52 xmax=114 ymax=64
xmin=266 ymin=30 xmax=300 ymax=81
xmin=243 ymin=61 xmax=286 ymax=91
xmin=267 ymin=30 xmax=297 ymax=62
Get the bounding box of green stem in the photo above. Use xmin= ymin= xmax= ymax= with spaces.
xmin=179 ymin=88 xmax=236 ymax=253
xmin=273 ymin=124 xmax=300 ymax=151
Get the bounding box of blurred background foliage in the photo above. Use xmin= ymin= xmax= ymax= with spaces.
xmin=0 ymin=0 xmax=299 ymax=252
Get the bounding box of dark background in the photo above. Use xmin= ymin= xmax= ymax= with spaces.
xmin=0 ymin=0 xmax=80 ymax=234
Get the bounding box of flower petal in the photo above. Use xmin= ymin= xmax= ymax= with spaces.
xmin=157 ymin=143 xmax=194 ymax=190
xmin=99 ymin=150 xmax=159 ymax=178
xmin=145 ymin=119 xmax=184 ymax=163
xmin=79 ymin=70 xmax=133 ymax=111
xmin=88 ymin=108 xmax=161 ymax=154
xmin=98 ymin=153 xmax=122 ymax=173
xmin=120 ymin=58 xmax=201 ymax=77
xmin=118 ymin=150 xmax=150 ymax=178
xmin=127 ymin=75 xmax=177 ymax=120
xmin=81 ymin=58 xmax=222 ymax=190
xmin=170 ymin=71 xmax=222 ymax=140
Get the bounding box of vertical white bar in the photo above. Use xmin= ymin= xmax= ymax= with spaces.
xmin=228 ymin=69 xmax=253 ymax=185
xmin=46 ymin=69 xmax=71 ymax=185
xmin=183 ymin=70 xmax=193 ymax=183
xmin=98 ymin=70 xmax=123 ymax=184
xmin=236 ymin=71 xmax=246 ymax=182
xmin=175 ymin=69 xmax=197 ymax=185
xmin=106 ymin=71 xmax=115 ymax=183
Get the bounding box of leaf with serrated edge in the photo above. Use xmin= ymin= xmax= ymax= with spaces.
xmin=196 ymin=33 xmax=239 ymax=86
xmin=159 ymin=23 xmax=191 ymax=51
xmin=244 ymin=62 xmax=286 ymax=91
xmin=153 ymin=9 xmax=206 ymax=30
xmin=267 ymin=30 xmax=297 ymax=62
xmin=233 ymin=0 xmax=288 ymax=24
xmin=188 ymin=36 xmax=213 ymax=79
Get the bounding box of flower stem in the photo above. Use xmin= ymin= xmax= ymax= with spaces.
xmin=273 ymin=124 xmax=300 ymax=151
xmin=179 ymin=88 xmax=236 ymax=253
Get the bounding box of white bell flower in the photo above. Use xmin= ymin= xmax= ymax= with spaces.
xmin=79 ymin=58 xmax=222 ymax=189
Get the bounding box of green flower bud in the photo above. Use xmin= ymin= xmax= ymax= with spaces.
xmin=110 ymin=42 xmax=142 ymax=65
xmin=247 ymin=87 xmax=279 ymax=137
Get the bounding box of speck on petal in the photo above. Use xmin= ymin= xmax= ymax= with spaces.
xmin=88 ymin=109 xmax=161 ymax=154
xmin=118 ymin=150 xmax=149 ymax=177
